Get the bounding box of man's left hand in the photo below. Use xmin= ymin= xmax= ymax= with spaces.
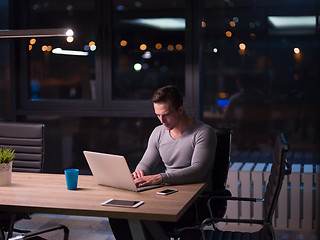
xmin=134 ymin=174 xmax=163 ymax=187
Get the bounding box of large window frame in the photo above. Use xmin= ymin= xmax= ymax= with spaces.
xmin=11 ymin=0 xmax=201 ymax=118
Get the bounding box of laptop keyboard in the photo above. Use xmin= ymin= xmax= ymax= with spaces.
xmin=137 ymin=184 xmax=162 ymax=192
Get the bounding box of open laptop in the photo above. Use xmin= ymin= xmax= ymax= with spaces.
xmin=83 ymin=151 xmax=162 ymax=192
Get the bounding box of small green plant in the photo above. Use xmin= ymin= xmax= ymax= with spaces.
xmin=0 ymin=148 xmax=15 ymax=164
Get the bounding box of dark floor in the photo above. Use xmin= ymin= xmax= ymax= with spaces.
xmin=11 ymin=214 xmax=319 ymax=240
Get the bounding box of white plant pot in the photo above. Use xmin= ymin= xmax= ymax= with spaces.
xmin=0 ymin=161 xmax=12 ymax=186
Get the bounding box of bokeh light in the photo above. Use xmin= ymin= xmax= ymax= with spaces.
xmin=167 ymin=45 xmax=174 ymax=51
xmin=66 ymin=29 xmax=74 ymax=36
xmin=155 ymin=43 xmax=162 ymax=50
xmin=239 ymin=43 xmax=246 ymax=50
xmin=134 ymin=63 xmax=142 ymax=71
xmin=294 ymin=47 xmax=300 ymax=54
xmin=30 ymin=38 xmax=36 ymax=45
xmin=226 ymin=31 xmax=232 ymax=37
xmin=67 ymin=36 xmax=74 ymax=43
xmin=120 ymin=40 xmax=127 ymax=47
xmin=175 ymin=44 xmax=183 ymax=51
xmin=140 ymin=44 xmax=147 ymax=51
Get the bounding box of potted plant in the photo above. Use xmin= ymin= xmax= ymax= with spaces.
xmin=0 ymin=148 xmax=15 ymax=186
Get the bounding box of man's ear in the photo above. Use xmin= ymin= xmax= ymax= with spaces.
xmin=178 ymin=105 xmax=184 ymax=114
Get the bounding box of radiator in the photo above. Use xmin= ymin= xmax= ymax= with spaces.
xmin=224 ymin=162 xmax=319 ymax=231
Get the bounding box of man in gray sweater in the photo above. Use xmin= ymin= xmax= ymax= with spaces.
xmin=133 ymin=85 xmax=217 ymax=191
xmin=110 ymin=85 xmax=217 ymax=239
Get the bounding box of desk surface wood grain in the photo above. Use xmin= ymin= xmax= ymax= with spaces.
xmin=0 ymin=172 xmax=206 ymax=222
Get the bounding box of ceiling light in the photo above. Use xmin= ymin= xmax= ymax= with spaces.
xmin=122 ymin=18 xmax=185 ymax=30
xmin=0 ymin=28 xmax=73 ymax=38
xmin=268 ymin=16 xmax=316 ymax=29
xmin=52 ymin=48 xmax=88 ymax=56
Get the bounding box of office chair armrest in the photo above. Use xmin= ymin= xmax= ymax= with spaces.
xmin=211 ymin=195 xmax=264 ymax=202
xmin=201 ymin=217 xmax=264 ymax=232
xmin=200 ymin=189 xmax=232 ymax=199
xmin=9 ymin=224 xmax=69 ymax=240
xmin=207 ymin=195 xmax=263 ymax=219
xmin=202 ymin=217 xmax=264 ymax=226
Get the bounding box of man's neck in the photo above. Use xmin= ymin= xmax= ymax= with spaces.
xmin=170 ymin=115 xmax=194 ymax=140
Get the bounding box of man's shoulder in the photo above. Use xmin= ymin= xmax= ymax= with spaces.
xmin=194 ymin=119 xmax=214 ymax=130
xmin=192 ymin=120 xmax=216 ymax=135
xmin=151 ymin=124 xmax=166 ymax=137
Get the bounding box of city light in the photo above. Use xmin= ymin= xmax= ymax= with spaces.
xmin=66 ymin=29 xmax=74 ymax=37
xmin=140 ymin=44 xmax=147 ymax=51
xmin=120 ymin=40 xmax=127 ymax=47
xmin=239 ymin=43 xmax=246 ymax=50
xmin=134 ymin=63 xmax=142 ymax=71
xmin=66 ymin=36 xmax=74 ymax=43
xmin=30 ymin=38 xmax=36 ymax=45
xmin=155 ymin=43 xmax=162 ymax=50
xmin=175 ymin=44 xmax=183 ymax=51
xmin=142 ymin=51 xmax=152 ymax=59
xmin=167 ymin=45 xmax=174 ymax=51
xmin=226 ymin=31 xmax=232 ymax=37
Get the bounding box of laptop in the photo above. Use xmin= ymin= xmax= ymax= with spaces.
xmin=83 ymin=151 xmax=162 ymax=192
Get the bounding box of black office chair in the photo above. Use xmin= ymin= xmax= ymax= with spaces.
xmin=8 ymin=225 xmax=69 ymax=240
xmin=206 ymin=128 xmax=232 ymax=219
xmin=200 ymin=133 xmax=291 ymax=240
xmin=0 ymin=122 xmax=69 ymax=240
xmin=169 ymin=128 xmax=232 ymax=239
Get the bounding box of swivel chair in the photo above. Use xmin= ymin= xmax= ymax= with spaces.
xmin=0 ymin=122 xmax=69 ymax=240
xmin=200 ymin=133 xmax=291 ymax=240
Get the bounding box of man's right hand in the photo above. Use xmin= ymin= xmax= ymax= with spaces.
xmin=132 ymin=169 xmax=145 ymax=179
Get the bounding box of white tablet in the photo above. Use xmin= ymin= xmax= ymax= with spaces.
xmin=101 ymin=199 xmax=144 ymax=208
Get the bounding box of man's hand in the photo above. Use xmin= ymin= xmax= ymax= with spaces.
xmin=132 ymin=171 xmax=163 ymax=187
xmin=132 ymin=169 xmax=145 ymax=179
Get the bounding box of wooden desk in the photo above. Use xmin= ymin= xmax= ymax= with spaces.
xmin=0 ymin=172 xmax=206 ymax=239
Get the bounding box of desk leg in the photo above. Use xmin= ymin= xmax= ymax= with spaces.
xmin=143 ymin=221 xmax=169 ymax=240
xmin=128 ymin=220 xmax=169 ymax=240
xmin=128 ymin=219 xmax=147 ymax=240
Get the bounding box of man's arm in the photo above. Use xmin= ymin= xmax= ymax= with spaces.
xmin=135 ymin=127 xmax=162 ymax=174
xmin=160 ymin=126 xmax=217 ymax=185
xmin=132 ymin=171 xmax=163 ymax=187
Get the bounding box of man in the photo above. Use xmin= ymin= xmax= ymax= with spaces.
xmin=109 ymin=85 xmax=217 ymax=239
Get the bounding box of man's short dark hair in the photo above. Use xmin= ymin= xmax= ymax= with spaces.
xmin=151 ymin=85 xmax=183 ymax=110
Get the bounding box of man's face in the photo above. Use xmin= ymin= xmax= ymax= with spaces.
xmin=153 ymin=101 xmax=183 ymax=130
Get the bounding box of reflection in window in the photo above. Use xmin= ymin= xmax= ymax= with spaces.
xmin=27 ymin=0 xmax=96 ymax=100
xmin=112 ymin=0 xmax=186 ymax=100
xmin=202 ymin=0 xmax=320 ymax=153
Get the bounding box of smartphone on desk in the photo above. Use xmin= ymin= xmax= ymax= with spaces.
xmin=101 ymin=199 xmax=144 ymax=208
xmin=156 ymin=189 xmax=178 ymax=195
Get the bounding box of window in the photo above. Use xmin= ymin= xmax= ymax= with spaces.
xmin=202 ymin=0 xmax=320 ymax=152
xmin=14 ymin=0 xmax=197 ymax=117
xmin=25 ymin=1 xmax=98 ymax=102
xmin=112 ymin=1 xmax=186 ymax=100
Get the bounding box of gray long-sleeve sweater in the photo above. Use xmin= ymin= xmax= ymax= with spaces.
xmin=135 ymin=120 xmax=217 ymax=191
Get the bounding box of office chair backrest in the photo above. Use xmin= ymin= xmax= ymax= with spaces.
xmin=263 ymin=133 xmax=289 ymax=224
xmin=0 ymin=122 xmax=45 ymax=173
xmin=211 ymin=128 xmax=232 ymax=192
